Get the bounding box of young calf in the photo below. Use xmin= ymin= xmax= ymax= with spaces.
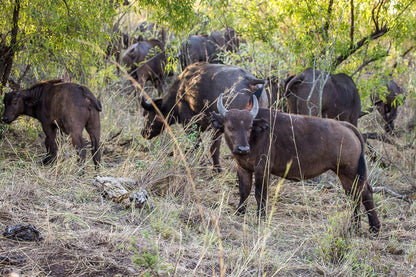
xmin=2 ymin=79 xmax=102 ymax=167
xmin=211 ymin=94 xmax=380 ymax=233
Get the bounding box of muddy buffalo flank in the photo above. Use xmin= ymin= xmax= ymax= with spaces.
xmin=211 ymin=94 xmax=380 ymax=233
xmin=2 ymin=79 xmax=102 ymax=167
xmin=140 ymin=62 xmax=268 ymax=171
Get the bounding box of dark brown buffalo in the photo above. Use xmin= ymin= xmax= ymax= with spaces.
xmin=265 ymin=74 xmax=294 ymax=109
xmin=211 ymin=94 xmax=380 ymax=233
xmin=180 ymin=28 xmax=241 ymax=70
xmin=140 ymin=62 xmax=268 ymax=171
xmin=285 ymin=68 xmax=361 ymax=126
xmin=2 ymin=79 xmax=102 ymax=167
xmin=106 ymin=30 xmax=131 ymax=63
xmin=371 ymin=80 xmax=405 ymax=133
xmin=222 ymin=27 xmax=241 ymax=52
xmin=133 ymin=21 xmax=166 ymax=45
xmin=122 ymin=39 xmax=166 ymax=96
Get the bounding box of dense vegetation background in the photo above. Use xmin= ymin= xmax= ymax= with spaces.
xmin=1 ymin=0 xmax=415 ymax=276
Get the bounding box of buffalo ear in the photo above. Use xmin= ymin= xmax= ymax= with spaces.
xmin=252 ymin=118 xmax=269 ymax=134
xmin=141 ymin=97 xmax=162 ymax=111
xmin=210 ymin=112 xmax=224 ymax=130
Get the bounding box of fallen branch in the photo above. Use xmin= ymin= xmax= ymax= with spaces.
xmin=367 ymin=146 xmax=416 ymax=190
xmin=372 ymin=186 xmax=411 ymax=203
xmin=362 ymin=132 xmax=395 ymax=145
xmin=105 ymin=129 xmax=123 ymax=143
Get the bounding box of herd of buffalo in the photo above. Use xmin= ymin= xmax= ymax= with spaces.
xmin=2 ymin=22 xmax=408 ymax=234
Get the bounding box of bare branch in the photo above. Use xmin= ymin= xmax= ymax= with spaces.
xmin=371 ymin=0 xmax=382 ymax=31
xmin=333 ymin=25 xmax=388 ymax=68
xmin=17 ymin=64 xmax=31 ymax=84
xmin=362 ymin=132 xmax=396 ymax=145
xmin=61 ymin=0 xmax=71 ymax=33
xmin=393 ymin=0 xmax=416 ymax=22
xmin=351 ymin=54 xmax=387 ymax=77
xmin=392 ymin=45 xmax=414 ymax=71
xmin=350 ymin=0 xmax=354 ymax=49
xmin=372 ymin=186 xmax=411 ymax=203
xmin=323 ymin=0 xmax=334 ymax=41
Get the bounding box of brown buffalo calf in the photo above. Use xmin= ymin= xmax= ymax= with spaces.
xmin=2 ymin=79 xmax=102 ymax=167
xmin=211 ymin=94 xmax=380 ymax=233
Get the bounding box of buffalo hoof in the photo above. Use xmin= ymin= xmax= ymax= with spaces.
xmin=236 ymin=206 xmax=246 ymax=215
xmin=41 ymin=155 xmax=55 ymax=165
xmin=369 ymin=224 xmax=380 ymax=235
xmin=257 ymin=209 xmax=266 ymax=219
xmin=212 ymin=166 xmax=222 ymax=173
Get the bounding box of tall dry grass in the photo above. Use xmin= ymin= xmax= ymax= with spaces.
xmin=0 ymin=67 xmax=415 ymax=276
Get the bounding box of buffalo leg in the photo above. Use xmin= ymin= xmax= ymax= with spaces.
xmin=361 ymin=182 xmax=381 ymax=233
xmin=86 ymin=116 xmax=101 ymax=169
xmin=236 ymin=165 xmax=253 ymax=215
xmin=88 ymin=132 xmax=101 ymax=169
xmin=254 ymin=160 xmax=269 ymax=217
xmin=210 ymin=131 xmax=222 ymax=172
xmin=384 ymin=110 xmax=397 ymax=133
xmin=70 ymin=133 xmax=87 ymax=166
xmin=339 ymin=174 xmax=363 ymax=232
xmin=42 ymin=125 xmax=58 ymax=164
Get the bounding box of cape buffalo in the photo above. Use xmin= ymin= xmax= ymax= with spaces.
xmin=140 ymin=62 xmax=268 ymax=171
xmin=122 ymin=39 xmax=166 ymax=96
xmin=265 ymin=74 xmax=294 ymax=109
xmin=210 ymin=94 xmax=380 ymax=233
xmin=133 ymin=21 xmax=166 ymax=45
xmin=371 ymin=80 xmax=405 ymax=133
xmin=285 ymin=68 xmax=361 ymax=126
xmin=180 ymin=28 xmax=241 ymax=70
xmin=2 ymin=79 xmax=102 ymax=167
xmin=222 ymin=27 xmax=241 ymax=52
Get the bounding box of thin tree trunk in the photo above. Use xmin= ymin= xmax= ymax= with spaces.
xmin=0 ymin=0 xmax=20 ymax=94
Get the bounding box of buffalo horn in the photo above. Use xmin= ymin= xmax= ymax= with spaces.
xmin=217 ymin=94 xmax=228 ymax=116
xmin=140 ymin=96 xmax=153 ymax=110
xmin=249 ymin=78 xmax=266 ymax=86
xmin=250 ymin=95 xmax=259 ymax=118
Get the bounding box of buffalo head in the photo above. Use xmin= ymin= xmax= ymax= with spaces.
xmin=2 ymin=92 xmax=36 ymax=124
xmin=211 ymin=93 xmax=268 ymax=155
xmin=140 ymin=96 xmax=166 ymax=139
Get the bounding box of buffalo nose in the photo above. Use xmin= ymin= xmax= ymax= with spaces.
xmin=2 ymin=116 xmax=8 ymax=123
xmin=140 ymin=129 xmax=148 ymax=138
xmin=236 ymin=145 xmax=250 ymax=154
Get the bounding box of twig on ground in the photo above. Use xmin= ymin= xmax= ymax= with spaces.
xmin=363 ymin=132 xmax=396 ymax=145
xmin=372 ymin=186 xmax=411 ymax=203
xmin=363 ymin=131 xmax=415 ymax=150
xmin=105 ymin=129 xmax=123 ymax=143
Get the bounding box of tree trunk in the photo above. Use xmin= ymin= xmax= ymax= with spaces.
xmin=0 ymin=0 xmax=20 ymax=94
